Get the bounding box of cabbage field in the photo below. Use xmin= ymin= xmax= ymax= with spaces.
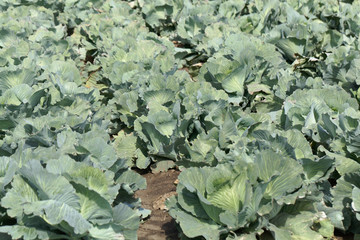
xmin=1 ymin=0 xmax=360 ymax=239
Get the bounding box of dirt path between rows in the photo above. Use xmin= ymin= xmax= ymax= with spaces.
xmin=136 ymin=169 xmax=180 ymax=240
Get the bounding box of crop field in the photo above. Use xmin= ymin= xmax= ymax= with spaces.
xmin=1 ymin=0 xmax=360 ymax=239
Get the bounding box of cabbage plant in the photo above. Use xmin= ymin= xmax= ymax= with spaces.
xmin=167 ymin=149 xmax=334 ymax=239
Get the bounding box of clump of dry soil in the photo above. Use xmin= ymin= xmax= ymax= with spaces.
xmin=135 ymin=169 xmax=180 ymax=240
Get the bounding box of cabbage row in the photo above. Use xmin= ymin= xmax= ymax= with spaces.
xmin=1 ymin=0 xmax=360 ymax=239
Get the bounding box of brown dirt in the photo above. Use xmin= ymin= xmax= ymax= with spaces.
xmin=136 ymin=169 xmax=180 ymax=240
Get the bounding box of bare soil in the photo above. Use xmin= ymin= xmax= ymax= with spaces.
xmin=136 ymin=169 xmax=180 ymax=240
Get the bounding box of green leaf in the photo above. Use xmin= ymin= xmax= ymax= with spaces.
xmin=302 ymin=157 xmax=334 ymax=183
xmin=351 ymin=187 xmax=360 ymax=221
xmin=113 ymin=203 xmax=141 ymax=231
xmin=0 ymin=225 xmax=65 ymax=240
xmin=47 ymin=157 xmax=119 ymax=203
xmin=19 ymin=160 xmax=79 ymax=208
xmin=1 ymin=175 xmax=39 ymax=218
xmin=31 ymin=200 xmax=92 ymax=234
xmin=0 ymin=84 xmax=33 ymax=105
xmin=282 ymin=129 xmax=313 ymax=159
xmin=113 ymin=132 xmax=137 ymax=164
xmin=275 ymin=38 xmax=306 ymax=61
xmin=255 ymin=150 xmax=302 ymax=202
xmin=331 ymin=173 xmax=358 ymax=230
xmin=0 ymin=70 xmax=35 ymax=92
xmin=176 ymin=184 xmax=209 ymax=220
xmin=221 ymin=65 xmax=249 ymax=95
xmin=147 ymin=110 xmax=177 ymax=137
xmin=267 ymin=224 xmax=292 ymax=240
xmin=77 ymin=137 xmax=118 ymax=169
xmin=115 ymin=169 xmax=146 ymax=194
xmin=150 ymin=160 xmax=176 ymax=173
xmin=226 ymin=233 xmax=257 ymax=240
xmin=49 ymin=61 xmax=81 ymax=85
xmin=0 ymin=157 xmax=17 ymax=191
xmin=312 ymin=219 xmax=334 ymax=238
xmin=72 ymin=183 xmax=113 ymax=225
xmin=319 ymin=146 xmax=360 ymax=175
xmin=88 ymin=225 xmax=125 ymax=240
xmin=143 ymin=90 xmax=174 ymax=106
xmin=135 ymin=120 xmax=170 ymax=154
xmin=270 ymin=211 xmax=325 ymax=240
xmin=167 ymin=196 xmax=223 ymax=240
xmin=207 ymin=172 xmax=247 ymax=213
